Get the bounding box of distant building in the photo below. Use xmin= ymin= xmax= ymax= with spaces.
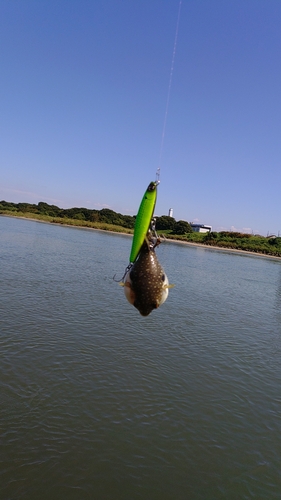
xmin=191 ymin=223 xmax=212 ymax=233
xmin=168 ymin=208 xmax=173 ymax=217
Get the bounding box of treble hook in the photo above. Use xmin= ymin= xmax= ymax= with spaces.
xmin=146 ymin=217 xmax=161 ymax=250
xmin=113 ymin=263 xmax=133 ymax=283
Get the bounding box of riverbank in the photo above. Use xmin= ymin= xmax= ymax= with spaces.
xmin=1 ymin=212 xmax=281 ymax=262
xmin=164 ymin=237 xmax=281 ymax=261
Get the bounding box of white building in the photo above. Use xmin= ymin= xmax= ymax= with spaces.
xmin=191 ymin=223 xmax=212 ymax=233
xmin=168 ymin=208 xmax=173 ymax=218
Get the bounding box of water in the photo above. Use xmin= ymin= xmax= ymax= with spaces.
xmin=1 ymin=216 xmax=281 ymax=499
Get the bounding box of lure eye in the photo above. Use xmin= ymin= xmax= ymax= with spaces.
xmin=147 ymin=182 xmax=156 ymax=192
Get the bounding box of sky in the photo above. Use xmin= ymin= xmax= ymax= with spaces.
xmin=1 ymin=0 xmax=281 ymax=235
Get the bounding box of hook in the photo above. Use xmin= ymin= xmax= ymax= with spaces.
xmin=113 ymin=263 xmax=133 ymax=283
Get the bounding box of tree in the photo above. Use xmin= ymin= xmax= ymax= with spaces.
xmin=173 ymin=220 xmax=192 ymax=235
xmin=156 ymin=215 xmax=176 ymax=231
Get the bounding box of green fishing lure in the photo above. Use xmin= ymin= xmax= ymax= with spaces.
xmin=129 ymin=181 xmax=158 ymax=263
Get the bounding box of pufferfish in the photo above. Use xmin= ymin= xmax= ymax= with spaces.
xmin=121 ymin=236 xmax=174 ymax=316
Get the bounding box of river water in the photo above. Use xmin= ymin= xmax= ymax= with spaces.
xmin=1 ymin=216 xmax=281 ymax=499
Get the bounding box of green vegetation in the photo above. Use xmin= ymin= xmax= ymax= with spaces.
xmin=1 ymin=200 xmax=280 ymax=257
xmin=155 ymin=216 xmax=192 ymax=234
xmin=203 ymin=231 xmax=281 ymax=256
xmin=164 ymin=230 xmax=281 ymax=257
xmin=0 ymin=200 xmax=134 ymax=234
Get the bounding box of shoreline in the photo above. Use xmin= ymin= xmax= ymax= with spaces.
xmin=1 ymin=212 xmax=281 ymax=262
xmin=163 ymin=237 xmax=281 ymax=261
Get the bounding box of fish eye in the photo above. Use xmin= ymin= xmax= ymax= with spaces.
xmin=161 ymin=274 xmax=165 ymax=281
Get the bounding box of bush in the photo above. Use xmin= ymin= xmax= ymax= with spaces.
xmin=156 ymin=215 xmax=176 ymax=231
xmin=172 ymin=220 xmax=192 ymax=235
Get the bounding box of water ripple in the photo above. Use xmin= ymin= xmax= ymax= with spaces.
xmin=1 ymin=217 xmax=281 ymax=499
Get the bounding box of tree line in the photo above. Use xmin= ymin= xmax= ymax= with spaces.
xmin=0 ymin=200 xmax=192 ymax=234
xmin=1 ymin=200 xmax=281 ymax=255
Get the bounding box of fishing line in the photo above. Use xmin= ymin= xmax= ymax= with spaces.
xmin=157 ymin=0 xmax=182 ymax=182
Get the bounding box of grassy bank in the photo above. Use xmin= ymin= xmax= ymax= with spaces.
xmin=0 ymin=210 xmax=133 ymax=234
xmin=161 ymin=230 xmax=281 ymax=257
xmin=1 ymin=207 xmax=281 ymax=258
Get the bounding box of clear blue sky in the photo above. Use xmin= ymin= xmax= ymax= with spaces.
xmin=1 ymin=0 xmax=280 ymax=235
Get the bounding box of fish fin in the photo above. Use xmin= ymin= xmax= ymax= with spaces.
xmin=164 ymin=284 xmax=175 ymax=289
xmin=120 ymin=282 xmax=131 ymax=288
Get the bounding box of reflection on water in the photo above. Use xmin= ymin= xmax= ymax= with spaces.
xmin=1 ymin=216 xmax=281 ymax=500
